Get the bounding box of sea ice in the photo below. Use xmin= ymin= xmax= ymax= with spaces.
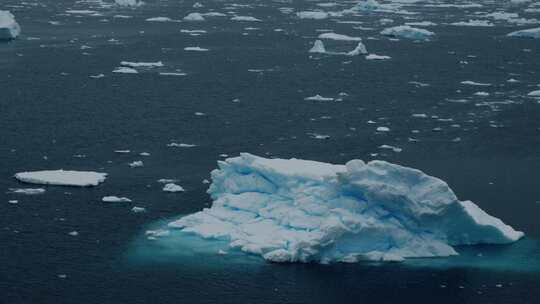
xmin=14 ymin=170 xmax=107 ymax=187
xmin=184 ymin=13 xmax=205 ymax=21
xmin=113 ymin=67 xmax=138 ymax=74
xmin=297 ymin=11 xmax=329 ymax=20
xmin=184 ymin=46 xmax=209 ymax=52
xmin=318 ymin=33 xmax=362 ymax=41
xmin=304 ymin=95 xmax=334 ymax=101
xmin=309 ymin=40 xmax=326 ymax=53
xmin=508 ymin=27 xmax=540 ymax=38
xmin=115 ymin=0 xmax=143 ymax=7
xmin=163 ymin=183 xmax=185 ymax=192
xmin=169 ymin=154 xmax=523 ymax=263
xmin=381 ymin=25 xmax=435 ymax=40
xmin=365 ymin=54 xmax=390 ymax=60
xmin=129 ymin=161 xmax=144 ymax=168
xmin=0 ymin=10 xmax=21 ymax=40
xmin=120 ymin=61 xmax=163 ymax=67
xmin=102 ymin=196 xmax=132 ymax=203
xmin=231 ymin=16 xmax=261 ymax=22
xmin=528 ymin=90 xmax=540 ymax=97
xmin=9 ymin=188 xmax=46 ymax=195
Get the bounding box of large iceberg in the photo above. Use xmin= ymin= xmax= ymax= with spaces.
xmin=0 ymin=10 xmax=21 ymax=40
xmin=169 ymin=154 xmax=523 ymax=263
xmin=508 ymin=27 xmax=540 ymax=38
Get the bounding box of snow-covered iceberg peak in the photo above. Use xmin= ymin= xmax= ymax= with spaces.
xmin=169 ymin=154 xmax=523 ymax=263
xmin=0 ymin=10 xmax=21 ymax=40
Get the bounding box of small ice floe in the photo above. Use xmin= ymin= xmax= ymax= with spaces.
xmin=194 ymin=112 xmax=206 ymax=116
xmin=163 ymin=183 xmax=185 ymax=192
xmin=128 ymin=161 xmax=144 ymax=168
xmin=346 ymin=42 xmax=368 ymax=56
xmin=180 ymin=29 xmax=207 ymax=35
xmin=113 ymin=67 xmax=138 ymax=74
xmin=309 ymin=133 xmax=330 ymax=139
xmin=376 ymin=126 xmax=390 ymax=132
xmin=120 ymin=61 xmax=163 ymax=68
xmin=193 ymin=2 xmax=203 ymax=8
xmin=411 ymin=113 xmax=428 ymax=118
xmin=218 ymin=249 xmax=228 ymax=255
xmin=9 ymin=188 xmax=46 ymax=195
xmin=508 ymin=27 xmax=540 ymax=38
xmin=159 ymin=72 xmax=187 ymax=76
xmin=461 ymin=80 xmax=491 ymax=86
xmin=145 ymin=229 xmax=170 ymax=239
xmin=184 ymin=46 xmax=208 ymax=51
xmin=167 ymin=142 xmax=196 ymax=148
xmin=231 ymin=16 xmax=261 ymax=22
xmin=102 ymin=196 xmax=132 ymax=203
xmin=451 ymin=20 xmax=494 ymax=27
xmin=65 ymin=10 xmax=98 ymax=15
xmin=115 ymin=0 xmax=143 ymax=7
xmin=90 ymin=74 xmax=105 ymax=79
xmin=474 ymin=91 xmax=490 ymax=96
xmin=14 ymin=170 xmax=107 ymax=187
xmin=158 ymin=179 xmax=177 ymax=184
xmin=365 ymin=53 xmax=390 ymax=60
xmin=184 ymin=13 xmax=205 ymax=21
xmin=405 ymin=21 xmax=437 ymax=27
xmin=381 ymin=25 xmax=435 ymax=41
xmin=318 ymin=33 xmax=362 ymax=41
xmin=131 ymin=206 xmax=147 ymax=213
xmin=8 ymin=200 xmax=18 ymax=204
xmin=146 ymin=17 xmax=175 ymax=22
xmin=139 ymin=152 xmax=150 ymax=156
xmin=379 ymin=145 xmax=402 ymax=153
xmin=297 ymin=11 xmax=329 ymax=20
xmin=0 ymin=10 xmax=21 ymax=40
xmin=114 ymin=150 xmax=131 ymax=154
xmin=528 ymin=90 xmax=540 ymax=97
xmin=304 ymin=94 xmax=334 ymax=101
xmin=309 ymin=40 xmax=326 ymax=53
xmin=68 ymin=231 xmax=79 ymax=236
xmin=409 ymin=81 xmax=430 ymax=87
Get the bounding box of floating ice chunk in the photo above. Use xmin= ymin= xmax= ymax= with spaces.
xmin=318 ymin=33 xmax=362 ymax=41
xmin=167 ymin=142 xmax=197 ymax=147
xmin=8 ymin=200 xmax=18 ymax=204
xmin=376 ymin=126 xmax=390 ymax=132
xmin=163 ymin=183 xmax=185 ymax=192
xmin=381 ymin=25 xmax=435 ymax=40
xmin=0 ymin=10 xmax=21 ymax=40
xmin=508 ymin=27 xmax=540 ymax=38
xmin=113 ymin=67 xmax=138 ymax=74
xmin=461 ymin=80 xmax=491 ymax=86
xmin=347 ymin=41 xmax=368 ymax=56
xmin=405 ymin=21 xmax=437 ymax=27
xmin=169 ymin=153 xmax=523 ymax=263
xmin=231 ymin=16 xmax=261 ymax=22
xmin=9 ymin=188 xmax=46 ymax=195
xmin=528 ymin=90 xmax=540 ymax=97
xmin=131 ymin=206 xmax=147 ymax=213
xmin=158 ymin=179 xmax=177 ymax=184
xmin=193 ymin=2 xmax=203 ymax=8
xmin=65 ymin=10 xmax=98 ymax=15
xmin=379 ymin=144 xmax=402 ymax=152
xmin=146 ymin=17 xmax=175 ymax=22
xmin=129 ymin=160 xmax=144 ymax=168
xmin=309 ymin=133 xmax=330 ymax=139
xmin=451 ymin=20 xmax=494 ymax=27
xmin=184 ymin=46 xmax=209 ymax=52
xmin=115 ymin=0 xmax=143 ymax=7
xmin=102 ymin=196 xmax=132 ymax=203
xmin=68 ymin=231 xmax=79 ymax=236
xmin=297 ymin=11 xmax=329 ymax=20
xmin=365 ymin=53 xmax=390 ymax=60
xmin=120 ymin=61 xmax=163 ymax=67
xmin=14 ymin=170 xmax=107 ymax=187
xmin=304 ymin=94 xmax=334 ymax=101
xmin=184 ymin=13 xmax=205 ymax=21
xmin=309 ymin=40 xmax=326 ymax=53
xmin=160 ymin=72 xmax=187 ymax=76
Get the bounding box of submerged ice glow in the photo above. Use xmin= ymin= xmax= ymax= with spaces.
xmin=169 ymin=154 xmax=523 ymax=263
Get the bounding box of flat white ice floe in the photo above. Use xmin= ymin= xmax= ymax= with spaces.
xmin=507 ymin=27 xmax=540 ymax=38
xmin=304 ymin=94 xmax=334 ymax=101
xmin=381 ymin=25 xmax=435 ymax=40
xmin=451 ymin=20 xmax=494 ymax=27
xmin=231 ymin=16 xmax=261 ymax=22
xmin=0 ymin=10 xmax=21 ymax=40
xmin=120 ymin=61 xmax=163 ymax=68
xmin=9 ymin=188 xmax=46 ymax=195
xmin=366 ymin=54 xmax=391 ymax=60
xmin=528 ymin=90 xmax=540 ymax=97
xmin=115 ymin=0 xmax=143 ymax=7
xmin=14 ymin=170 xmax=107 ymax=187
xmin=318 ymin=33 xmax=362 ymax=41
xmin=169 ymin=154 xmax=523 ymax=263
xmin=297 ymin=11 xmax=329 ymax=20
xmin=102 ymin=196 xmax=132 ymax=203
xmin=184 ymin=46 xmax=209 ymax=52
xmin=113 ymin=66 xmax=138 ymax=74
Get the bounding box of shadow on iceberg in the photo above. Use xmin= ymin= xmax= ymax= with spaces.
xmin=130 ymin=154 xmax=530 ymax=270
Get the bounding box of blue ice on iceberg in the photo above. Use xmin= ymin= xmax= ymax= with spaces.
xmin=0 ymin=10 xmax=21 ymax=40
xmin=168 ymin=153 xmax=523 ymax=263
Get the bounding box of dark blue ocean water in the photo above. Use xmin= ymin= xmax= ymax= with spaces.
xmin=1 ymin=0 xmax=540 ymax=303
